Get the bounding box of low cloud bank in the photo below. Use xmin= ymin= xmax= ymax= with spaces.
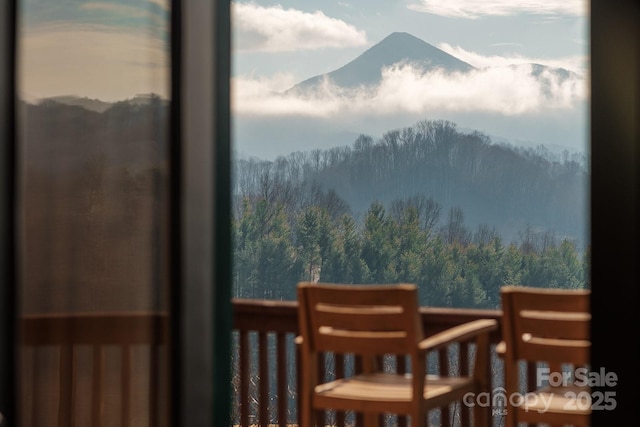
xmin=437 ymin=43 xmax=588 ymax=73
xmin=232 ymin=62 xmax=587 ymax=117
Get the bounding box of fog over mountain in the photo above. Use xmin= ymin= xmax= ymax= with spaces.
xmin=232 ymin=32 xmax=588 ymax=161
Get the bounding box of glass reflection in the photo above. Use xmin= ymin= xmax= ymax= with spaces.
xmin=18 ymin=1 xmax=170 ymax=425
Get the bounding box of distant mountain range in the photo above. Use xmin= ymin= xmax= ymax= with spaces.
xmin=37 ymin=93 xmax=169 ymax=113
xmin=284 ymin=31 xmax=577 ymax=96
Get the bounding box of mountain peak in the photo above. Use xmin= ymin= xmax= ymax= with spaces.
xmin=380 ymin=31 xmax=430 ymax=45
xmin=287 ymin=32 xmax=476 ymax=93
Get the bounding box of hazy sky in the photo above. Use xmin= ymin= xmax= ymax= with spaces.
xmin=18 ymin=0 xmax=590 ymax=155
xmin=232 ymin=0 xmax=589 ymax=157
xmin=19 ymin=0 xmax=170 ymax=102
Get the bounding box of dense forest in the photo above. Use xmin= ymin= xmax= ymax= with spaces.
xmin=232 ymin=120 xmax=589 ymax=308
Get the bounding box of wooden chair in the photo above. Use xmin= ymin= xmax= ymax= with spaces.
xmin=296 ymin=282 xmax=497 ymax=427
xmin=499 ymin=285 xmax=591 ymax=426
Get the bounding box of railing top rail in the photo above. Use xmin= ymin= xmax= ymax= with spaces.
xmin=21 ymin=311 xmax=169 ymax=345
xmin=232 ymin=298 xmax=503 ymax=343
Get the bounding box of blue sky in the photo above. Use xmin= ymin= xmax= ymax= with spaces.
xmin=232 ymin=1 xmax=589 ymax=156
xmin=233 ymin=0 xmax=588 ymax=79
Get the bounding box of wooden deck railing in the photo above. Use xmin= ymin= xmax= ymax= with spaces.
xmin=20 ymin=312 xmax=169 ymax=427
xmin=18 ymin=301 xmax=505 ymax=427
xmin=232 ymin=298 xmax=503 ymax=427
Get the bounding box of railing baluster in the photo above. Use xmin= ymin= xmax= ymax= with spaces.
xmin=526 ymin=361 xmax=538 ymax=427
xmin=121 ymin=345 xmax=131 ymax=427
xmin=334 ymin=353 xmax=345 ymax=427
xmin=27 ymin=347 xmax=36 ymax=427
xmin=239 ymin=330 xmax=250 ymax=427
xmin=460 ymin=341 xmax=470 ymax=427
xmin=149 ymin=342 xmax=160 ymax=427
xmin=92 ymin=345 xmax=104 ymax=427
xmin=354 ymin=355 xmax=363 ymax=426
xmin=397 ymin=354 xmax=407 ymax=427
xmin=378 ymin=355 xmax=387 ymax=425
xmin=438 ymin=348 xmax=451 ymax=426
xmin=276 ymin=333 xmax=288 ymax=427
xmin=58 ymin=345 xmax=75 ymax=427
xmin=259 ymin=332 xmax=269 ymax=427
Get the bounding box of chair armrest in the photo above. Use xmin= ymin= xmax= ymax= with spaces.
xmin=294 ymin=335 xmax=303 ymax=345
xmin=495 ymin=341 xmax=506 ymax=356
xmin=418 ymin=319 xmax=497 ymax=353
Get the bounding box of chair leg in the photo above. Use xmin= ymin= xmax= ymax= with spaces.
xmin=415 ymin=408 xmax=427 ymax=427
xmin=473 ymin=400 xmax=490 ymax=427
xmin=299 ymin=394 xmax=315 ymax=427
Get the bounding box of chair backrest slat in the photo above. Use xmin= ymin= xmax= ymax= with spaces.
xmin=298 ymin=282 xmax=423 ymax=356
xmin=518 ymin=337 xmax=591 ymax=365
xmin=518 ymin=311 xmax=590 ymax=340
xmin=314 ymin=304 xmax=408 ymax=332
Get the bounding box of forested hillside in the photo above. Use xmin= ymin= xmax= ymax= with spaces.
xmin=232 ymin=119 xmax=589 ymax=308
xmin=21 ymin=97 xmax=588 ymax=311
xmin=234 ymin=120 xmax=588 ymax=243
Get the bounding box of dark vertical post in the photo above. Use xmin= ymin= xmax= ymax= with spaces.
xmin=0 ymin=1 xmax=17 ymax=425
xmin=590 ymin=0 xmax=639 ymax=425
xmin=168 ymin=1 xmax=182 ymax=427
xmin=212 ymin=0 xmax=233 ymax=425
xmin=173 ymin=0 xmax=232 ymax=426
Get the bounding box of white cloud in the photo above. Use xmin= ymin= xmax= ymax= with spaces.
xmin=408 ymin=0 xmax=587 ymax=19
xmin=232 ymin=63 xmax=587 ymax=118
xmin=232 ymin=2 xmax=367 ymax=52
xmin=437 ymin=43 xmax=588 ymax=74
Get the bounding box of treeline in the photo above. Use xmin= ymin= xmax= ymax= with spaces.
xmin=233 ymin=193 xmax=588 ymax=309
xmin=234 ymin=119 xmax=589 ymax=249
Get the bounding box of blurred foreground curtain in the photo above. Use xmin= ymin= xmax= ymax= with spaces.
xmin=16 ymin=1 xmax=172 ymax=425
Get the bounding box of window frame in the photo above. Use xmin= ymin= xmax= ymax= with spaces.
xmin=172 ymin=0 xmax=232 ymax=425
xmin=0 ymin=0 xmax=17 ymax=422
xmin=589 ymin=0 xmax=639 ymax=424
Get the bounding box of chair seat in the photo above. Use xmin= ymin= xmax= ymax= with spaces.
xmin=313 ymin=373 xmax=477 ymax=413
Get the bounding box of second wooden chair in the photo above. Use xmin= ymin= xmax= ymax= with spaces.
xmin=499 ymin=285 xmax=591 ymax=427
